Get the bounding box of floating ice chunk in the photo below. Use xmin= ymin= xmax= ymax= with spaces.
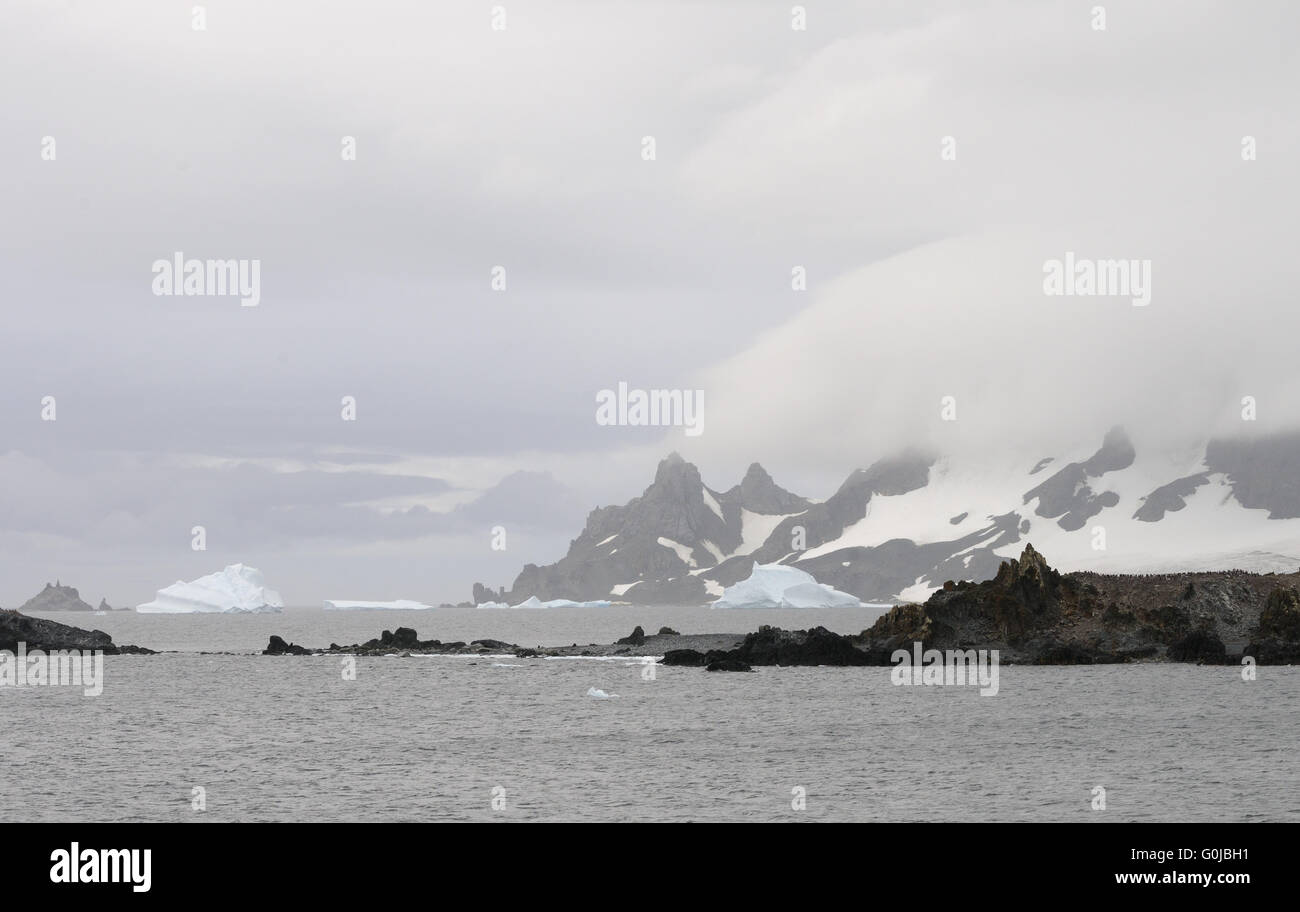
xmin=477 ymin=597 xmax=613 ymax=609
xmin=586 ymin=687 xmax=618 ymax=699
xmin=712 ymin=563 xmax=862 ymax=609
xmin=323 ymin=599 xmax=432 ymax=611
xmin=137 ymin=564 xmax=284 ymax=614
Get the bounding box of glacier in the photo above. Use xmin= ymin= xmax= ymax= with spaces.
xmin=136 ymin=564 xmax=284 ymax=614
xmin=712 ymin=563 xmax=862 ymax=609
xmin=323 ymin=599 xmax=432 ymax=611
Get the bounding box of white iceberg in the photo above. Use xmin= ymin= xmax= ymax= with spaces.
xmin=323 ymin=599 xmax=432 ymax=611
xmin=476 ymin=597 xmax=612 ymax=609
xmin=586 ymin=687 xmax=618 ymax=699
xmin=137 ymin=564 xmax=284 ymax=614
xmin=712 ymin=563 xmax=862 ymax=610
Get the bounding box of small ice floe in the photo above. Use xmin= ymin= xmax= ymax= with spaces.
xmin=586 ymin=687 xmax=618 ymax=700
xmin=324 ymin=599 xmax=432 ymax=611
xmin=491 ymin=662 xmax=523 ymax=668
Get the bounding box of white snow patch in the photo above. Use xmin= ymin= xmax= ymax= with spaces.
xmin=728 ymin=509 xmax=800 ymax=558
xmin=702 ymin=486 xmax=724 ymax=520
xmin=657 ymin=536 xmax=698 ymax=567
xmin=896 ymin=577 xmax=938 ymax=603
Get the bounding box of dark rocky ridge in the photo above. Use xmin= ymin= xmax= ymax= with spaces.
xmin=0 ymin=609 xmax=153 ymax=655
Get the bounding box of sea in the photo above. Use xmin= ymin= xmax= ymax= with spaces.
xmin=3 ymin=605 xmax=1297 ymax=822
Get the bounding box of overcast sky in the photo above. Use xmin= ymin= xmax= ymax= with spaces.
xmin=1 ymin=0 xmax=1296 ymax=605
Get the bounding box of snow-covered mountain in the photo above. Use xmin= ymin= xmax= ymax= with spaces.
xmin=482 ymin=428 xmax=1300 ymax=605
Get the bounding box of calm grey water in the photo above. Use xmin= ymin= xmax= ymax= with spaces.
xmin=4 ymin=607 xmax=1298 ymax=822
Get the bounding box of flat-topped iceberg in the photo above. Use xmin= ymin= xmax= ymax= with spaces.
xmin=476 ymin=597 xmax=613 ymax=609
xmin=712 ymin=563 xmax=862 ymax=609
xmin=137 ymin=564 xmax=284 ymax=614
xmin=323 ymin=599 xmax=432 ymax=611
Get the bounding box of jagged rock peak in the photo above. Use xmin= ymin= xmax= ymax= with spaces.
xmin=653 ymin=451 xmax=700 ymax=485
xmin=737 ymin=462 xmax=808 ymax=514
xmin=993 ymin=542 xmax=1054 ymax=588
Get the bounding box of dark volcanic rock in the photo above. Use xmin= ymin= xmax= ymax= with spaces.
xmin=854 ymin=542 xmax=1278 ymax=664
xmin=1244 ymin=640 xmax=1300 ymax=664
xmin=657 ymin=626 xmax=680 ymax=636
xmin=1258 ymin=587 xmax=1300 ymax=640
xmin=661 ymin=649 xmax=710 ymax=667
xmin=264 ymin=635 xmax=313 ymax=656
xmin=0 ymin=609 xmax=147 ymax=654
xmin=616 ymin=626 xmax=646 ymax=646
xmin=1167 ymin=630 xmax=1229 ymax=664
xmin=663 ymin=626 xmax=874 ymax=668
xmin=470 ymin=639 xmax=513 ymax=651
xmin=706 ymin=658 xmax=753 ymax=672
xmin=381 ymin=627 xmax=419 ymax=648
xmin=733 ymin=625 xmax=872 ymax=666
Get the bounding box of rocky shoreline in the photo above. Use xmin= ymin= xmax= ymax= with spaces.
xmin=0 ymin=609 xmax=153 ymax=655
xmin=264 ymin=545 xmax=1300 ymax=669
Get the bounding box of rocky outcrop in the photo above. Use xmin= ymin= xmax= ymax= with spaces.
xmin=706 ymin=658 xmax=753 ymax=672
xmin=472 ymin=583 xmax=505 ymax=605
xmin=0 ymin=609 xmax=153 ymax=655
xmin=853 ymin=543 xmax=1300 ymax=664
xmin=18 ymin=582 xmax=96 ymax=613
xmin=1244 ymin=586 xmax=1300 ymax=662
xmin=1257 ymin=587 xmax=1300 ymax=640
xmin=616 ymin=626 xmax=646 ymax=646
xmin=264 ymin=635 xmax=313 ymax=656
xmin=662 ymin=625 xmax=873 ymax=668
